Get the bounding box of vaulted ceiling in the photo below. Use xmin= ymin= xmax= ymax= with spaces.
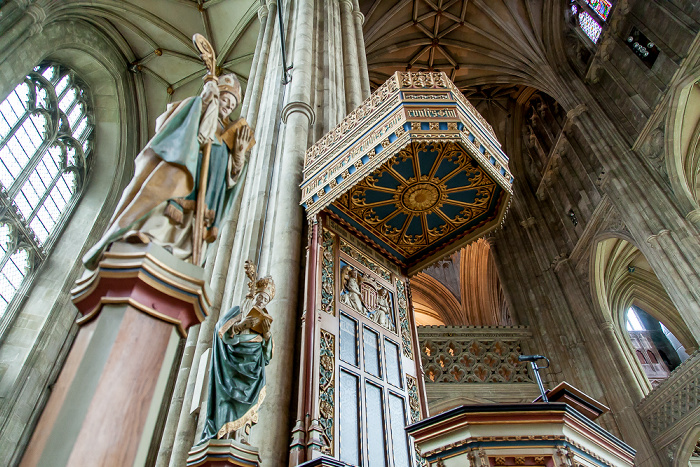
xmin=47 ymin=0 xmax=260 ymax=134
xmin=360 ymin=0 xmax=562 ymax=97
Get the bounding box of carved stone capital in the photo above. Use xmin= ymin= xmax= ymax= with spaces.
xmin=257 ymin=4 xmax=269 ymax=20
xmin=339 ymin=0 xmax=353 ymax=11
xmin=353 ymin=10 xmax=365 ymax=24
xmin=686 ymin=208 xmax=700 ymax=228
xmin=26 ymin=4 xmax=46 ymax=36
xmin=282 ymin=100 xmax=315 ymax=124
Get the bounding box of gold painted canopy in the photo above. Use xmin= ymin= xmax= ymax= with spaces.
xmin=301 ymin=72 xmax=513 ymax=273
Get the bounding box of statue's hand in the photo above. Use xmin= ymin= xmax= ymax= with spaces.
xmin=201 ymin=80 xmax=220 ymax=104
xmin=235 ymin=126 xmax=252 ymax=156
xmin=232 ymin=316 xmax=254 ymax=334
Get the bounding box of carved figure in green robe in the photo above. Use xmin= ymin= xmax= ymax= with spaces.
xmin=200 ymin=261 xmax=276 ymax=443
xmin=83 ymin=73 xmax=253 ymax=269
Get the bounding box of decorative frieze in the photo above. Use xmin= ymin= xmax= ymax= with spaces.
xmin=339 ymin=237 xmax=391 ymax=282
xmin=406 ymin=374 xmax=420 ymax=423
xmin=396 ymin=278 xmax=414 ymax=360
xmin=318 ymin=329 xmax=335 ymax=456
xmin=419 ymin=326 xmax=532 ymax=384
xmin=320 ymin=229 xmax=335 ymax=315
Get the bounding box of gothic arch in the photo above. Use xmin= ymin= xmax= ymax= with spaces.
xmin=590 ymin=235 xmax=697 ymax=394
xmin=666 ymin=63 xmax=700 ymax=222
xmin=673 ymin=424 xmax=700 ymax=467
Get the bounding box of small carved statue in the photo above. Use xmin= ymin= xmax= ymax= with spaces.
xmin=83 ymin=35 xmax=254 ymax=269
xmin=340 ymin=265 xmax=365 ymax=313
xmin=374 ymin=287 xmax=391 ymax=328
xmin=199 ymin=260 xmax=275 ymax=443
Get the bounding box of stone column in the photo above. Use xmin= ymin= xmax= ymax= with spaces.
xmin=20 ymin=243 xmax=210 ymax=467
xmin=254 ymin=0 xmax=316 ymax=462
xmin=240 ymin=2 xmax=270 ymax=120
xmin=339 ymin=0 xmax=362 ymax=112
xmin=352 ymin=0 xmax=370 ymax=99
xmin=245 ymin=0 xmax=277 ymax=128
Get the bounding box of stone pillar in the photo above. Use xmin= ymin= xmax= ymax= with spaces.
xmin=240 ymin=2 xmax=270 ymax=120
xmin=256 ymin=0 xmax=316 ymax=462
xmin=245 ymin=0 xmax=277 ymax=128
xmin=290 ymin=219 xmax=322 ymax=465
xmin=351 ymin=0 xmax=370 ymax=99
xmin=19 ymin=243 xmax=210 ymax=467
xmin=339 ymin=0 xmax=362 ymax=111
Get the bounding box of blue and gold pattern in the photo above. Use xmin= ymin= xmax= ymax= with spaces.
xmin=330 ymin=141 xmax=502 ymax=267
xmin=301 ymin=72 xmax=512 ymax=273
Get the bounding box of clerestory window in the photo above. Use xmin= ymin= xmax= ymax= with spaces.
xmin=568 ymin=0 xmax=613 ymax=44
xmin=0 ymin=63 xmax=93 ymax=334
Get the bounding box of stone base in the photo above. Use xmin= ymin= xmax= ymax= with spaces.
xmin=187 ymin=439 xmax=262 ymax=467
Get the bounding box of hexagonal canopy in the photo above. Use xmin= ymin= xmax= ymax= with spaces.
xmin=301 ymin=72 xmax=513 ymax=273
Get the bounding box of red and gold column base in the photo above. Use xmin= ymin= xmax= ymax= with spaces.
xmin=187 ymin=439 xmax=262 ymax=467
xmin=21 ymin=242 xmax=211 ymax=467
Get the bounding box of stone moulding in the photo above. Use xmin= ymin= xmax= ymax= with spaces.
xmin=300 ymin=71 xmax=513 ymax=218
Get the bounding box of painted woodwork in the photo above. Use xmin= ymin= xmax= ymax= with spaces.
xmin=407 ymin=403 xmax=636 ymax=467
xmin=300 ymin=71 xmax=513 ymax=274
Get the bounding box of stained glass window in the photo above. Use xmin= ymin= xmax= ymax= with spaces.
xmin=0 ymin=63 xmax=92 ymax=326
xmin=584 ymin=0 xmax=612 ymax=20
xmin=578 ymin=10 xmax=602 ymax=43
xmin=568 ymin=0 xmax=610 ymax=45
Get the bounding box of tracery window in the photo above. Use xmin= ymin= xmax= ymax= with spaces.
xmin=0 ymin=63 xmax=92 ymax=331
xmin=568 ymin=0 xmax=613 ymax=44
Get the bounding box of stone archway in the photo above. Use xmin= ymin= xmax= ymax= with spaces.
xmin=666 ymin=66 xmax=700 ymax=224
xmin=591 ymin=235 xmax=697 ymax=394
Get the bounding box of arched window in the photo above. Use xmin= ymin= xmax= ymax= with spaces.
xmin=0 ymin=63 xmax=92 ymax=331
xmin=646 ymin=350 xmax=658 ymax=364
xmin=635 ymin=350 xmax=646 ymax=364
xmin=568 ymin=0 xmax=613 ymax=44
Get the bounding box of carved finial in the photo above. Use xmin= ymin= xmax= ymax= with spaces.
xmin=193 ymin=33 xmax=217 ymax=82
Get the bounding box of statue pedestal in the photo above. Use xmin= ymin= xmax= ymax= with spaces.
xmin=187 ymin=439 xmax=262 ymax=467
xmin=20 ymin=243 xmax=211 ymax=467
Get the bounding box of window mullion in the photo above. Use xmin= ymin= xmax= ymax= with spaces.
xmin=26 ymin=169 xmax=63 ymax=225
xmin=6 ymin=141 xmax=53 ymax=200
xmin=0 ymin=112 xmax=30 ymax=151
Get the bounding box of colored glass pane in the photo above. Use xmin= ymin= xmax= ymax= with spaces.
xmin=579 ymin=10 xmax=602 ymax=43
xmin=585 ymin=0 xmax=612 ymax=20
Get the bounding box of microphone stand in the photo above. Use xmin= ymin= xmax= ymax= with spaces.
xmin=519 ymin=355 xmax=550 ymax=403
